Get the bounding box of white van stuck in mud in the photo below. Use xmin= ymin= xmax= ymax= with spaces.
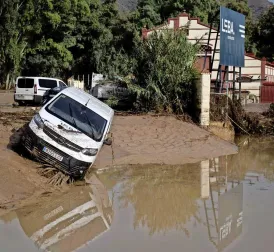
xmin=22 ymin=87 xmax=114 ymax=178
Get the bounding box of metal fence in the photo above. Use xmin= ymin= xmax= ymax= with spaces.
xmin=68 ymin=73 xmax=105 ymax=91
xmin=68 ymin=74 xmax=92 ymax=90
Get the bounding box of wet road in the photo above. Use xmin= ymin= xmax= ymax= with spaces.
xmin=1 ymin=136 xmax=274 ymax=252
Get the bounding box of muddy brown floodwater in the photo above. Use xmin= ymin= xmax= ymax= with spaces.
xmin=0 ymin=136 xmax=274 ymax=252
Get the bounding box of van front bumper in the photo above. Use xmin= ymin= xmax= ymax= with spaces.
xmin=22 ymin=126 xmax=91 ymax=178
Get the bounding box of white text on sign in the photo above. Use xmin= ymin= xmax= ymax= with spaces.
xmin=221 ymin=19 xmax=235 ymax=36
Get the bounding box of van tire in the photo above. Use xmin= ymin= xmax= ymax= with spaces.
xmin=17 ymin=101 xmax=24 ymax=106
xmin=34 ymin=95 xmax=43 ymax=105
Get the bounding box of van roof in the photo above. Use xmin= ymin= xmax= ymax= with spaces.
xmin=16 ymin=76 xmax=62 ymax=81
xmin=61 ymin=87 xmax=114 ymax=120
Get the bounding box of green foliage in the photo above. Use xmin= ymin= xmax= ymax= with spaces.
xmin=22 ymin=0 xmax=81 ymax=77
xmin=128 ymin=28 xmax=199 ymax=113
xmin=105 ymin=95 xmax=120 ymax=108
xmin=0 ymin=0 xmax=260 ymax=84
xmin=134 ymin=0 xmax=218 ymax=29
xmin=0 ymin=0 xmax=27 ymax=87
xmin=253 ymin=6 xmax=274 ymax=62
xmin=70 ymin=0 xmax=139 ymax=80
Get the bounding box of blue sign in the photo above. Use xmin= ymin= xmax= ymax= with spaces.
xmin=220 ymin=7 xmax=245 ymax=67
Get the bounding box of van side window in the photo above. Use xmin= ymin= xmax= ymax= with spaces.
xmin=59 ymin=81 xmax=67 ymax=87
xmin=39 ymin=79 xmax=57 ymax=88
xmin=17 ymin=78 xmax=34 ymax=88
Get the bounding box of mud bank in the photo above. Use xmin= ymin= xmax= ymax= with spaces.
xmin=94 ymin=115 xmax=238 ymax=169
xmin=0 ymin=116 xmax=52 ymax=213
xmin=0 ymin=108 xmax=238 ymax=212
xmin=208 ymin=121 xmax=235 ymax=142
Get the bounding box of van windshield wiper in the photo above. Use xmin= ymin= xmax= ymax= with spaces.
xmin=68 ymin=103 xmax=78 ymax=130
xmin=82 ymin=110 xmax=98 ymax=140
xmin=57 ymin=124 xmax=81 ymax=134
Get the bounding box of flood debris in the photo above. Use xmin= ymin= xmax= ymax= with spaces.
xmin=37 ymin=165 xmax=74 ymax=186
xmin=48 ymin=171 xmax=73 ymax=186
xmin=210 ymin=95 xmax=274 ymax=136
xmin=37 ymin=165 xmax=59 ymax=178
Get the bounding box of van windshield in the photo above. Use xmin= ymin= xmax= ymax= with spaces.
xmin=46 ymin=94 xmax=107 ymax=142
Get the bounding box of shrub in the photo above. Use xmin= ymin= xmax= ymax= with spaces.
xmin=128 ymin=28 xmax=200 ymax=114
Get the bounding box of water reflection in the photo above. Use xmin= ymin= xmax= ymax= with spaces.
xmin=108 ymin=160 xmax=245 ymax=251
xmin=1 ymin=137 xmax=274 ymax=252
xmin=201 ymin=159 xmax=244 ymax=251
xmin=226 ymin=137 xmax=274 ymax=181
xmin=95 ymin=137 xmax=274 ymax=251
xmin=7 ymin=174 xmax=112 ymax=252
xmin=117 ymin=165 xmax=201 ymax=236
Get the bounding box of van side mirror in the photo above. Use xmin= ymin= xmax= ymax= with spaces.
xmin=103 ymin=137 xmax=112 ymax=146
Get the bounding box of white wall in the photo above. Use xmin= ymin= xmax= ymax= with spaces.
xmin=196 ymin=73 xmax=211 ymax=126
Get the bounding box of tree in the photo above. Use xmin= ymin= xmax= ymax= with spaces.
xmin=0 ymin=0 xmax=27 ymax=88
xmin=128 ymin=28 xmax=199 ymax=113
xmin=253 ymin=6 xmax=274 ymax=62
xmin=22 ymin=0 xmax=85 ymax=78
xmin=160 ymin=0 xmax=218 ymax=24
xmin=134 ymin=0 xmax=162 ymax=29
xmin=71 ymin=0 xmax=139 ymax=83
xmin=134 ymin=0 xmax=218 ymax=29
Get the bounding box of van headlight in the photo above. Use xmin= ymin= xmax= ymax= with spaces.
xmin=33 ymin=114 xmax=44 ymax=129
xmin=81 ymin=148 xmax=98 ymax=156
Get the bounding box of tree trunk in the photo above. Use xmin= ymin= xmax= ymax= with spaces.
xmin=8 ymin=76 xmax=14 ymax=90
xmin=5 ymin=73 xmax=10 ymax=90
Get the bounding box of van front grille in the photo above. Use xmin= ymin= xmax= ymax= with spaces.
xmin=24 ymin=135 xmax=33 ymax=151
xmin=43 ymin=125 xmax=83 ymax=152
xmin=33 ymin=147 xmax=69 ymax=173
xmin=39 ymin=138 xmax=71 ymax=159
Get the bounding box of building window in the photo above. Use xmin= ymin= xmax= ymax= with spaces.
xmin=199 ymin=45 xmax=212 ymax=55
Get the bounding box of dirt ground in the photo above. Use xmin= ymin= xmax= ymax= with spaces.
xmin=0 ymin=111 xmax=53 ymax=214
xmin=0 ymin=92 xmax=238 ymax=214
xmin=0 ymin=91 xmax=14 ymax=105
xmin=244 ymin=103 xmax=271 ymax=113
xmin=94 ymin=115 xmax=238 ymax=169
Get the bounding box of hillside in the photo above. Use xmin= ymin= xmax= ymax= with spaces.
xmin=248 ymin=0 xmax=272 ymax=17
xmin=117 ymin=0 xmax=273 ymax=17
xmin=117 ymin=0 xmax=137 ymax=11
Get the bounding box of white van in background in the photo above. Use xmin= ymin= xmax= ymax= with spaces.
xmin=14 ymin=77 xmax=67 ymax=105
